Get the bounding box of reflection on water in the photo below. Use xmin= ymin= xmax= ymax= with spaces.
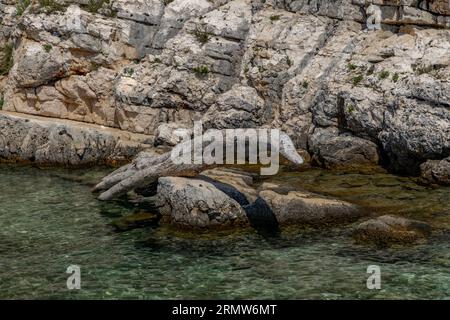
xmin=0 ymin=165 xmax=449 ymax=299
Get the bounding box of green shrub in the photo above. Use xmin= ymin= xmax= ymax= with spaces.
xmin=347 ymin=63 xmax=357 ymax=71
xmin=16 ymin=0 xmax=31 ymax=17
xmin=347 ymin=104 xmax=355 ymax=113
xmin=392 ymin=72 xmax=399 ymax=83
xmin=286 ymin=56 xmax=293 ymax=67
xmin=0 ymin=44 xmax=14 ymax=76
xmin=43 ymin=44 xmax=52 ymax=53
xmin=87 ymin=0 xmax=109 ymax=14
xmin=270 ymin=15 xmax=281 ymax=21
xmin=123 ymin=68 xmax=134 ymax=77
xmin=193 ymin=65 xmax=209 ymax=77
xmin=191 ymin=25 xmax=211 ymax=45
xmin=378 ymin=70 xmax=390 ymax=80
xmin=39 ymin=0 xmax=66 ymax=13
xmin=352 ymin=74 xmax=363 ymax=86
xmin=0 ymin=96 xmax=4 ymax=110
xmin=302 ymin=81 xmax=309 ymax=89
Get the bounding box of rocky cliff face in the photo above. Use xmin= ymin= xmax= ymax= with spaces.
xmin=0 ymin=0 xmax=449 ymax=175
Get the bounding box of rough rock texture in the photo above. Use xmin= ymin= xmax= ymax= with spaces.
xmin=353 ymin=214 xmax=432 ymax=245
xmin=154 ymin=122 xmax=192 ymax=146
xmin=420 ymin=156 xmax=450 ymax=185
xmin=0 ymin=0 xmax=449 ymax=172
xmin=157 ymin=176 xmax=249 ymax=229
xmin=200 ymin=167 xmax=258 ymax=202
xmin=259 ymin=189 xmax=366 ymax=226
xmin=155 ymin=170 xmax=368 ymax=229
xmin=0 ymin=111 xmax=152 ymax=165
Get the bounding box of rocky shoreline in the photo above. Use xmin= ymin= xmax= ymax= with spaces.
xmin=0 ymin=1 xmax=448 ymax=242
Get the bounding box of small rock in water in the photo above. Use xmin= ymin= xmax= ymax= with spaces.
xmin=352 ymin=215 xmax=432 ymax=246
xmin=258 ymin=190 xmax=366 ymax=227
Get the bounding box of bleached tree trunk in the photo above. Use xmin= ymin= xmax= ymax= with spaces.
xmin=94 ymin=131 xmax=304 ymax=201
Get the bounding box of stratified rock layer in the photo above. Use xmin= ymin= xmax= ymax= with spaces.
xmin=0 ymin=111 xmax=152 ymax=165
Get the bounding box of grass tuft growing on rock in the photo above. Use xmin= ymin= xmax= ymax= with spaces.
xmin=270 ymin=15 xmax=281 ymax=21
xmin=39 ymin=0 xmax=66 ymax=13
xmin=378 ymin=70 xmax=390 ymax=80
xmin=392 ymin=72 xmax=399 ymax=83
xmin=193 ymin=65 xmax=209 ymax=77
xmin=0 ymin=96 xmax=4 ymax=110
xmin=302 ymin=81 xmax=309 ymax=89
xmin=123 ymin=67 xmax=134 ymax=77
xmin=286 ymin=56 xmax=293 ymax=67
xmin=0 ymin=44 xmax=14 ymax=76
xmin=16 ymin=0 xmax=31 ymax=17
xmin=352 ymin=74 xmax=363 ymax=86
xmin=347 ymin=63 xmax=357 ymax=71
xmin=87 ymin=0 xmax=110 ymax=14
xmin=347 ymin=104 xmax=355 ymax=113
xmin=43 ymin=44 xmax=52 ymax=53
xmin=191 ymin=25 xmax=211 ymax=45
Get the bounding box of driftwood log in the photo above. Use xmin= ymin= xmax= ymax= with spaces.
xmin=94 ymin=130 xmax=304 ymax=201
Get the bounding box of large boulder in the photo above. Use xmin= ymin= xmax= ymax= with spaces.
xmin=352 ymin=215 xmax=432 ymax=246
xmin=157 ymin=177 xmax=249 ymax=229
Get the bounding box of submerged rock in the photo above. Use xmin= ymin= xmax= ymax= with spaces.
xmin=112 ymin=211 xmax=159 ymax=232
xmin=353 ymin=215 xmax=432 ymax=246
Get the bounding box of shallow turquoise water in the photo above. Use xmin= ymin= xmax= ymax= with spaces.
xmin=0 ymin=165 xmax=449 ymax=299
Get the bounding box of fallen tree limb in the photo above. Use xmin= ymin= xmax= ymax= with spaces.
xmin=94 ymin=131 xmax=304 ymax=201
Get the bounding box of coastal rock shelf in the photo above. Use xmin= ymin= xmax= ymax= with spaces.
xmin=0 ymin=111 xmax=153 ymax=165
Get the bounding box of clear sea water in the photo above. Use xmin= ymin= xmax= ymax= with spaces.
xmin=0 ymin=165 xmax=449 ymax=299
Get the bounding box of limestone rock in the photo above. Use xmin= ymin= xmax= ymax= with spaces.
xmin=0 ymin=111 xmax=152 ymax=165
xmin=154 ymin=122 xmax=192 ymax=147
xmin=200 ymin=167 xmax=258 ymax=202
xmin=309 ymin=128 xmax=380 ymax=169
xmin=157 ymin=176 xmax=249 ymax=229
xmin=258 ymin=189 xmax=365 ymax=226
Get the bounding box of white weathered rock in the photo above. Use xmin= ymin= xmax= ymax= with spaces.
xmin=157 ymin=176 xmax=249 ymax=229
xmin=154 ymin=122 xmax=192 ymax=146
